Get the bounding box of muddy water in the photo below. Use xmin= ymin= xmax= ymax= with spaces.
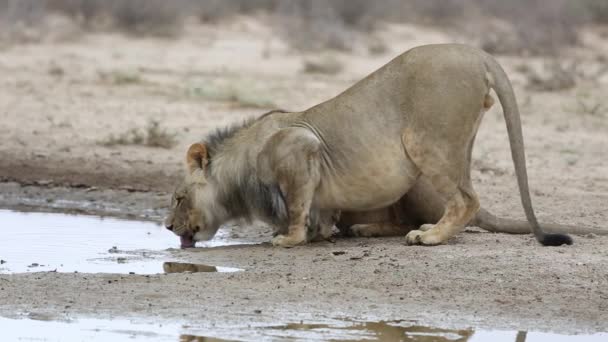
xmin=0 ymin=210 xmax=242 ymax=274
xmin=0 ymin=316 xmax=605 ymax=342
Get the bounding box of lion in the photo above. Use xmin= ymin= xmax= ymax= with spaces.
xmin=165 ymin=44 xmax=581 ymax=248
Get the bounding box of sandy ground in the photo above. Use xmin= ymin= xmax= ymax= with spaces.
xmin=1 ymin=18 xmax=608 ymax=335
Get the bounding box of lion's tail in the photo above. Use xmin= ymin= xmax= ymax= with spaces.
xmin=472 ymin=208 xmax=607 ymax=236
xmin=484 ymin=55 xmax=572 ymax=246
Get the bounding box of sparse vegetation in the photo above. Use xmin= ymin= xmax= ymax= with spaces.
xmin=98 ymin=70 xmax=143 ymax=85
xmin=525 ymin=61 xmax=577 ymax=92
xmin=2 ymin=0 xmax=607 ymax=55
xmin=185 ymin=82 xmax=275 ymax=108
xmin=110 ymin=0 xmax=184 ymax=37
xmin=101 ymin=120 xmax=177 ymax=149
xmin=302 ymin=56 xmax=344 ymax=75
xmin=144 ymin=120 xmax=178 ymax=148
xmin=367 ymin=38 xmax=388 ymax=56
xmin=577 ymin=99 xmax=606 ymax=117
xmin=586 ymin=0 xmax=608 ymax=24
xmin=48 ymin=65 xmax=65 ymax=77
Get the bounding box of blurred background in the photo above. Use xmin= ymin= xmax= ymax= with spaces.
xmin=0 ymin=0 xmax=607 ymax=204
xmin=2 ymin=0 xmax=608 ymax=54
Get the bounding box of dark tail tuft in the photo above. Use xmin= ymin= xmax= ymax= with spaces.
xmin=540 ymin=233 xmax=573 ymax=246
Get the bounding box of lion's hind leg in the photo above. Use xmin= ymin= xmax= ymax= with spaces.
xmin=405 ymin=182 xmax=479 ymax=245
xmin=348 ymin=222 xmax=412 ymax=238
xmin=401 ymin=123 xmax=481 ymax=246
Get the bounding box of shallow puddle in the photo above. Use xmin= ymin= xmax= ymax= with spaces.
xmin=0 ymin=316 xmax=605 ymax=342
xmin=0 ymin=210 xmax=243 ymax=274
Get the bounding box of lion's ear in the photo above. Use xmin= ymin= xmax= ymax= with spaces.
xmin=186 ymin=143 xmax=208 ymax=174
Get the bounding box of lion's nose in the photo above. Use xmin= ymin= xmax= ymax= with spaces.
xmin=165 ymin=224 xmax=173 ymax=231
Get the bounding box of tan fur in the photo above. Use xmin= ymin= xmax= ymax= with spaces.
xmin=166 ymin=44 xmax=575 ymax=248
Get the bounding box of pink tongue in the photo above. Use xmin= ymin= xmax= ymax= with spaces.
xmin=180 ymin=235 xmax=195 ymax=249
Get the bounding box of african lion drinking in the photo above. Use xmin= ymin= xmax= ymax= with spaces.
xmin=165 ymin=44 xmax=574 ymax=248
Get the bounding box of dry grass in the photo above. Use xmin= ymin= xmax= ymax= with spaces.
xmin=576 ymin=99 xmax=606 ymax=117
xmin=184 ymin=81 xmax=275 ymax=109
xmin=98 ymin=70 xmax=143 ymax=85
xmin=101 ymin=120 xmax=177 ymax=149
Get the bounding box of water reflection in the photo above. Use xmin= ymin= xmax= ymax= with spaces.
xmin=163 ymin=262 xmax=242 ymax=273
xmin=0 ymin=316 xmax=606 ymax=342
xmin=180 ymin=335 xmax=230 ymax=342
xmin=260 ymin=321 xmax=607 ymax=341
xmin=264 ymin=321 xmax=473 ymax=341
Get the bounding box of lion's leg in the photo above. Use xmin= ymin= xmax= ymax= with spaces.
xmin=340 ymin=201 xmax=414 ymax=237
xmin=348 ymin=222 xmax=412 ymax=238
xmin=402 ymin=122 xmax=481 ymax=245
xmin=272 ymin=181 xmax=316 ymax=247
xmin=405 ymin=181 xmax=479 ymax=245
xmin=258 ymin=127 xmax=322 ymax=248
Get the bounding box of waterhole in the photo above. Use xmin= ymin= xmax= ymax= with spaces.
xmin=0 ymin=210 xmax=242 ymax=274
xmin=0 ymin=316 xmax=605 ymax=342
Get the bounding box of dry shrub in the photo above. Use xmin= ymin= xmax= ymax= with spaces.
xmin=577 ymin=99 xmax=605 ymax=117
xmin=47 ymin=0 xmax=107 ymax=26
xmin=585 ymin=0 xmax=608 ymax=24
xmin=193 ymin=0 xmax=277 ymax=22
xmin=402 ymin=0 xmax=470 ymax=24
xmin=110 ymin=0 xmax=185 ymax=37
xmin=101 ymin=120 xmax=177 ymax=149
xmin=145 ymin=120 xmax=178 ymax=148
xmin=274 ymin=1 xmax=354 ymax=51
xmin=0 ymin=0 xmax=47 ymax=26
xmin=399 ymin=0 xmax=588 ymax=55
xmin=524 ymin=61 xmax=577 ymax=92
xmin=270 ymin=0 xmax=595 ymax=55
xmin=0 ymin=0 xmax=48 ymax=43
xmin=184 ymin=81 xmax=275 ymax=108
xmin=98 ymin=70 xmax=143 ymax=85
xmin=477 ymin=0 xmax=588 ymax=55
xmin=302 ymin=56 xmax=343 ymax=75
xmin=2 ymin=0 xmax=607 ymax=55
xmin=368 ymin=38 xmax=389 ymax=56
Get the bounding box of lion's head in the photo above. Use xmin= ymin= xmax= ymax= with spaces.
xmin=164 ymin=143 xmax=225 ymax=248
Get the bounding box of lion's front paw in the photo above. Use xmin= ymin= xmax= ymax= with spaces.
xmin=271 ymin=234 xmax=305 ymax=248
xmin=405 ymin=229 xmax=443 ymax=246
